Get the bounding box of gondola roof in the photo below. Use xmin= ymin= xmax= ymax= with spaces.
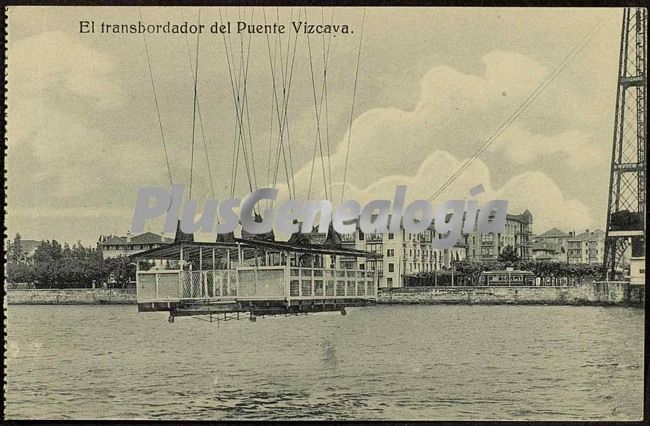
xmin=131 ymin=237 xmax=382 ymax=260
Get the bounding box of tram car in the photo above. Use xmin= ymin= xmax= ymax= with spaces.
xmin=479 ymin=269 xmax=535 ymax=286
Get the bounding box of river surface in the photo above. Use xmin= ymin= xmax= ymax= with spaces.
xmin=4 ymin=304 xmax=644 ymax=420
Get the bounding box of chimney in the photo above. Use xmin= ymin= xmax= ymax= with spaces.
xmin=126 ymin=230 xmax=132 ymax=243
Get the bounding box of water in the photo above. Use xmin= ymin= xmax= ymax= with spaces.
xmin=4 ymin=304 xmax=644 ymax=420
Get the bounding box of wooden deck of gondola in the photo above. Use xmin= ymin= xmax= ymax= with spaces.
xmin=138 ymin=297 xmax=375 ymax=317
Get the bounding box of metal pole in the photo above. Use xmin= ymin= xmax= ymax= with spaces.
xmin=212 ymin=247 xmax=216 ymax=297
xmin=451 ymin=263 xmax=455 ymax=287
xmin=199 ymin=246 xmax=205 ymax=297
xmin=226 ymin=248 xmax=230 ymax=295
xmin=135 ymin=260 xmax=140 ymax=301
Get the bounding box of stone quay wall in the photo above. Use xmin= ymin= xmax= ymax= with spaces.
xmin=6 ymin=288 xmax=137 ymax=305
xmin=5 ymin=282 xmax=643 ymax=306
xmin=377 ymin=281 xmax=639 ymax=306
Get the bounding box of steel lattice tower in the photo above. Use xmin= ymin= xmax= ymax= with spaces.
xmin=604 ymin=8 xmax=647 ymax=278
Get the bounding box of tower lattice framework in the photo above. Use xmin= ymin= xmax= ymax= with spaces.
xmin=604 ymin=7 xmax=647 ymax=277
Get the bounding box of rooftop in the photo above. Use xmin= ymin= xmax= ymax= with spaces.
xmin=98 ymin=232 xmax=173 ymax=246
xmin=131 ymin=239 xmax=382 ymax=261
xmin=569 ymin=229 xmax=606 ymax=242
xmin=538 ymin=227 xmax=570 ymax=238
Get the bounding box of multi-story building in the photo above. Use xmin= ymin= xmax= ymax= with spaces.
xmin=531 ymin=241 xmax=565 ymax=262
xmin=339 ymin=220 xmax=466 ymax=288
xmin=567 ymin=229 xmax=605 ymax=264
xmin=465 ymin=210 xmax=533 ymax=262
xmin=536 ymin=227 xmax=570 ymax=247
xmin=97 ymin=231 xmax=174 ymax=259
xmin=531 ymin=227 xmax=569 ymax=262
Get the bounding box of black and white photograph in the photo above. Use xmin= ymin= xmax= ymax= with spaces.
xmin=3 ymin=4 xmax=646 ymax=421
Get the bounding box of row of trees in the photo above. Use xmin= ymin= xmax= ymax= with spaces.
xmin=6 ymin=236 xmax=605 ymax=288
xmin=406 ymin=255 xmax=604 ymax=287
xmin=6 ymin=234 xmax=135 ymax=288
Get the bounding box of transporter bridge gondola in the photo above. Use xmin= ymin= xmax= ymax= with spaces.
xmin=133 ymin=8 xmax=374 ymax=323
xmin=133 ymin=237 xmax=380 ymax=322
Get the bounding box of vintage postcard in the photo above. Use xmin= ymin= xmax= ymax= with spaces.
xmin=3 ymin=4 xmax=646 ymax=421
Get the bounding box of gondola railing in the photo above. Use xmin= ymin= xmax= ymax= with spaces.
xmin=136 ymin=266 xmax=376 ymax=303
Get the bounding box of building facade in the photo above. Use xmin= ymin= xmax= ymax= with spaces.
xmin=567 ymin=229 xmax=606 ymax=264
xmin=629 ymin=256 xmax=645 ymax=285
xmin=465 ymin=210 xmax=533 ymax=262
xmin=97 ymin=231 xmax=173 ymax=259
xmin=531 ymin=241 xmax=565 ymax=262
xmin=341 ymin=225 xmax=466 ymax=289
xmin=531 ymin=227 xmax=569 ymax=262
xmin=536 ymin=227 xmax=570 ymax=247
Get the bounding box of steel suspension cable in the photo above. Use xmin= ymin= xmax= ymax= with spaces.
xmin=188 ymin=8 xmax=201 ymax=200
xmin=232 ymin=10 xmax=256 ymax=194
xmin=222 ymin=8 xmax=247 ymax=196
xmin=220 ymin=8 xmax=254 ymax=195
xmin=269 ymin=8 xmax=300 ymax=200
xmin=270 ymin=6 xmax=289 ymax=183
xmin=305 ymin=7 xmax=335 ymax=200
xmin=340 ymin=9 xmax=366 ymax=201
xmin=265 ymin=34 xmax=279 ymax=208
xmin=427 ymin=16 xmax=609 ymax=202
xmin=232 ymin=11 xmax=255 ymax=194
xmin=181 ymin=10 xmax=216 ymax=199
xmin=263 ymin=12 xmax=280 ymax=189
xmin=322 ymin=7 xmax=335 ymax=199
xmin=277 ymin=8 xmax=300 ymax=200
xmin=263 ymin=8 xmax=293 ymax=201
xmin=138 ymin=7 xmax=173 ymax=188
xmin=284 ymin=9 xmax=300 ymax=198
xmin=305 ymin=15 xmax=329 ymax=200
xmin=240 ymin=8 xmax=258 ymax=191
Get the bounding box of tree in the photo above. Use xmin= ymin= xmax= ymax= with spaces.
xmin=7 ymin=233 xmax=24 ymax=263
xmin=6 ymin=261 xmax=35 ymax=284
xmin=7 ymin=236 xmax=141 ymax=288
xmin=6 ymin=234 xmax=38 ymax=284
xmin=32 ymin=240 xmax=63 ymax=288
xmin=104 ymin=256 xmax=136 ymax=288
xmin=498 ymin=245 xmax=519 ymax=262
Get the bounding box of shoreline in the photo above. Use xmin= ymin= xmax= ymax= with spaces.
xmin=5 ymin=288 xmax=137 ymax=305
xmin=377 ymin=282 xmax=644 ymax=308
xmin=5 ymin=282 xmax=644 ymax=307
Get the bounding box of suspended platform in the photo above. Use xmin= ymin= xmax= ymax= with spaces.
xmin=132 ymin=238 xmax=381 ymax=320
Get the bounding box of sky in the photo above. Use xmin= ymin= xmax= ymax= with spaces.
xmin=6 ymin=6 xmax=624 ymax=245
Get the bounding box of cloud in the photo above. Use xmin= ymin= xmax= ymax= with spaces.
xmin=7 ymin=31 xmax=126 ymax=111
xmin=274 ymin=51 xmax=600 ymax=233
xmin=493 ymin=171 xmax=595 ymax=232
xmin=6 ymin=28 xmax=225 ymax=242
xmin=285 ymin=50 xmax=606 ymax=197
xmin=6 ymin=31 xmax=158 ymax=204
xmin=274 ymin=149 xmax=595 ymax=235
xmin=488 ymin=126 xmax=609 ymax=169
xmin=6 ymin=17 xmax=607 ymax=244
